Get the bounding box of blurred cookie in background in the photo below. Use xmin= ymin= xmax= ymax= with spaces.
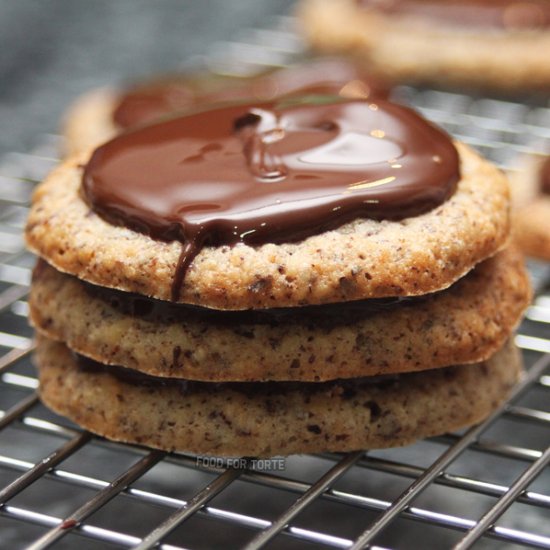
xmin=63 ymin=58 xmax=390 ymax=155
xmin=299 ymin=0 xmax=550 ymax=92
xmin=512 ymin=153 xmax=550 ymax=260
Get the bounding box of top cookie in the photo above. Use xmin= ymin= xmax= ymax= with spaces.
xmin=26 ymin=136 xmax=509 ymax=309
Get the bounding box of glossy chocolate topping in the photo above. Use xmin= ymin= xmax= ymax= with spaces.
xmin=540 ymin=156 xmax=550 ymax=194
xmin=74 ymin=351 xmax=400 ymax=392
xmin=83 ymin=97 xmax=459 ymax=300
xmin=113 ymin=59 xmax=389 ymax=129
xmin=81 ymin=270 xmax=421 ymax=325
xmin=357 ymin=0 xmax=550 ymax=29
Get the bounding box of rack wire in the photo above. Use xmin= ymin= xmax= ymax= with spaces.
xmin=1 ymin=14 xmax=550 ymax=550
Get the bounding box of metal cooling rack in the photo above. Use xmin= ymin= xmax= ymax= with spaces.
xmin=1 ymin=14 xmax=550 ymax=550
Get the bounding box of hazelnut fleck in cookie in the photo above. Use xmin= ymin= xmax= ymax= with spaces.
xmin=35 ymin=336 xmax=522 ymax=457
xmin=63 ymin=59 xmax=390 ymax=155
xmin=299 ymin=0 xmax=550 ymax=91
xmin=30 ymin=247 xmax=530 ymax=382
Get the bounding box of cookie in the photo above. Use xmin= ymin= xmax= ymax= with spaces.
xmin=29 ymin=247 xmax=530 ymax=382
xmin=25 ymin=140 xmax=510 ymax=310
xmin=63 ymin=88 xmax=119 ymax=157
xmin=63 ymin=59 xmax=390 ymax=155
xmin=515 ymin=198 xmax=550 ymax=260
xmin=298 ymin=0 xmax=550 ymax=91
xmin=35 ymin=335 xmax=522 ymax=457
xmin=511 ymin=155 xmax=550 ymax=260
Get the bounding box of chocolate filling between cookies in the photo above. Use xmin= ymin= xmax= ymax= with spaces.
xmin=74 ymin=350 xmax=401 ymax=395
xmin=82 ymin=97 xmax=460 ymax=301
xmin=74 ymin=262 xmax=423 ymax=326
xmin=33 ymin=257 xmax=426 ymax=326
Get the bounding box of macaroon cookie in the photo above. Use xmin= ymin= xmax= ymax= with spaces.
xmin=29 ymin=247 xmax=530 ymax=382
xmin=298 ymin=0 xmax=550 ymax=91
xmin=35 ymin=335 xmax=523 ymax=457
xmin=26 ymin=98 xmax=510 ymax=310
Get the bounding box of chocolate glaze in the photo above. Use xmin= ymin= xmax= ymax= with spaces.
xmin=83 ymin=97 xmax=459 ymax=300
xmin=113 ymin=59 xmax=390 ymax=129
xmin=81 ymin=268 xmax=422 ymax=325
xmin=357 ymin=0 xmax=550 ymax=29
xmin=74 ymin=351 xmax=400 ymax=394
xmin=540 ymin=156 xmax=550 ymax=194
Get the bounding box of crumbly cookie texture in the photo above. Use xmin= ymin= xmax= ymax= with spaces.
xmin=35 ymin=336 xmax=522 ymax=457
xmin=25 ymin=142 xmax=510 ymax=309
xmin=30 ymin=247 xmax=530 ymax=382
xmin=62 ymin=88 xmax=118 ymax=157
xmin=298 ymin=0 xmax=550 ymax=91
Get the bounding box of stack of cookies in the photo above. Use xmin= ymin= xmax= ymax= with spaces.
xmin=26 ymin=67 xmax=530 ymax=457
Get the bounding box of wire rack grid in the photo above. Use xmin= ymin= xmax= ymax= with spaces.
xmin=0 ymin=15 xmax=550 ymax=550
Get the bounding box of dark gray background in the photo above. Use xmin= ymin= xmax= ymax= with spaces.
xmin=0 ymin=0 xmax=295 ymax=156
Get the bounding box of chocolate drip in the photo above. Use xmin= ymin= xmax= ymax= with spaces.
xmin=540 ymin=156 xmax=550 ymax=195
xmin=82 ymin=97 xmax=459 ymax=300
xmin=172 ymin=243 xmax=198 ymax=301
xmin=81 ymin=271 xmax=421 ymax=326
xmin=357 ymin=0 xmax=550 ymax=29
xmin=112 ymin=59 xmax=389 ymax=129
xmin=74 ymin=351 xmax=400 ymax=393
